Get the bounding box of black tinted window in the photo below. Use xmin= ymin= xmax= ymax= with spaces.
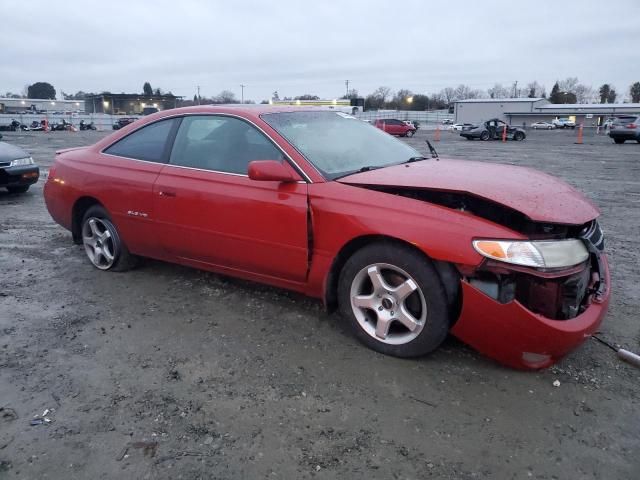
xmin=105 ymin=119 xmax=176 ymax=162
xmin=169 ymin=115 xmax=284 ymax=174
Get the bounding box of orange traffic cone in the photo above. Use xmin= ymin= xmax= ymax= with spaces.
xmin=502 ymin=125 xmax=507 ymax=142
xmin=575 ymin=123 xmax=584 ymax=144
xmin=434 ymin=125 xmax=441 ymax=142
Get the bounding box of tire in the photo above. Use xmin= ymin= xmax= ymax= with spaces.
xmin=480 ymin=131 xmax=490 ymax=141
xmin=337 ymin=242 xmax=451 ymax=358
xmin=548 ymin=126 xmax=553 ymax=130
xmin=405 ymin=130 xmax=415 ymax=137
xmin=514 ymin=131 xmax=525 ymax=141
xmin=81 ymin=205 xmax=138 ymax=271
xmin=614 ymin=138 xmax=625 ymax=144
xmin=7 ymin=185 xmax=29 ymax=194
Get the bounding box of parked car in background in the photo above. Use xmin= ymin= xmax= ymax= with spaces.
xmin=0 ymin=141 xmax=39 ymax=193
xmin=442 ymin=119 xmax=454 ymax=125
xmin=403 ymin=120 xmax=419 ymax=131
xmin=531 ymin=121 xmax=556 ymax=130
xmin=113 ymin=118 xmax=136 ymax=130
xmin=460 ymin=118 xmax=526 ymax=141
xmin=43 ymin=106 xmax=610 ymax=370
xmin=552 ymin=118 xmax=576 ymax=129
xmin=608 ymin=115 xmax=640 ymax=144
xmin=449 ymin=123 xmax=471 ymax=131
xmin=374 ymin=119 xmax=416 ymax=137
xmin=602 ymin=118 xmax=615 ymax=129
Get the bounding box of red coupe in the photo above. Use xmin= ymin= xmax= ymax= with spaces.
xmin=44 ymin=106 xmax=610 ymax=369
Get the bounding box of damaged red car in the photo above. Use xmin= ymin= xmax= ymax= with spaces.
xmin=44 ymin=107 xmax=610 ymax=369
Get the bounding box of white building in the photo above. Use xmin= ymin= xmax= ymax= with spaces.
xmin=454 ymin=98 xmax=640 ymax=126
xmin=0 ymin=97 xmax=85 ymax=114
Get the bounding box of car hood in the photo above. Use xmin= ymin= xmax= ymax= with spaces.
xmin=337 ymin=158 xmax=599 ymax=225
xmin=0 ymin=141 xmax=29 ymax=163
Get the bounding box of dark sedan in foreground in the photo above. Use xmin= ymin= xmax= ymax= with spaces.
xmin=461 ymin=118 xmax=526 ymax=141
xmin=44 ymin=106 xmax=609 ymax=369
xmin=0 ymin=141 xmax=39 ymax=193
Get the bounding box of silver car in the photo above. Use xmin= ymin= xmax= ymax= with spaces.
xmin=531 ymin=121 xmax=556 ymax=130
xmin=609 ymin=115 xmax=640 ymax=144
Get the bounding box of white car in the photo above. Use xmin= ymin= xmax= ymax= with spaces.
xmin=449 ymin=123 xmax=465 ymax=131
xmin=531 ymin=121 xmax=556 ymax=130
xmin=552 ymin=118 xmax=576 ymax=129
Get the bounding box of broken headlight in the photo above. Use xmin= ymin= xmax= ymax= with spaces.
xmin=473 ymin=239 xmax=589 ymax=269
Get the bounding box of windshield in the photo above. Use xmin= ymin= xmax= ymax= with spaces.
xmin=261 ymin=111 xmax=421 ymax=180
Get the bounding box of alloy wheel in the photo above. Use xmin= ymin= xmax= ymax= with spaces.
xmin=82 ymin=217 xmax=117 ymax=270
xmin=349 ymin=263 xmax=427 ymax=345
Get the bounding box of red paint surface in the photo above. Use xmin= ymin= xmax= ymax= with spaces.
xmin=339 ymin=158 xmax=600 ymax=224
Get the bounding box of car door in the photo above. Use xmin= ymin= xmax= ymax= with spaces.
xmin=99 ymin=117 xmax=179 ymax=257
xmin=153 ymin=114 xmax=309 ymax=283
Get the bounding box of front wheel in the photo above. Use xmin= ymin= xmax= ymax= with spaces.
xmin=81 ymin=205 xmax=138 ymax=271
xmin=480 ymin=131 xmax=490 ymax=141
xmin=405 ymin=130 xmax=415 ymax=137
xmin=513 ymin=131 xmax=525 ymax=141
xmin=338 ymin=243 xmax=450 ymax=358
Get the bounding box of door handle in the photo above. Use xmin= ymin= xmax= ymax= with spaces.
xmin=158 ymin=190 xmax=176 ymax=197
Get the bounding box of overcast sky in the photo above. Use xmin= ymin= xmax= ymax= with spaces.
xmin=3 ymin=0 xmax=640 ymax=101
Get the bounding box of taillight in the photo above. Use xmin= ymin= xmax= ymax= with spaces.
xmin=47 ymin=165 xmax=56 ymax=180
xmin=627 ymin=123 xmax=637 ymax=129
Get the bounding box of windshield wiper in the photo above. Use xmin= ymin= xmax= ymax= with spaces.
xmin=402 ymin=156 xmax=429 ymax=164
xmin=426 ymin=140 xmax=439 ymax=160
xmin=357 ymin=165 xmax=383 ymax=173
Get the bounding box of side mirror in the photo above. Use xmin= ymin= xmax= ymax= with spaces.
xmin=248 ymin=160 xmax=299 ymax=182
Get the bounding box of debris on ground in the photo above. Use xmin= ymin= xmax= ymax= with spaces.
xmin=552 ymin=380 xmax=561 ymax=387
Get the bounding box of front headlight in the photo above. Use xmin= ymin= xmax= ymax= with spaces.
xmin=10 ymin=156 xmax=34 ymax=167
xmin=473 ymin=239 xmax=589 ymax=269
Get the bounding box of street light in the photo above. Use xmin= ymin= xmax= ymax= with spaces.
xmin=406 ymin=96 xmax=414 ymax=104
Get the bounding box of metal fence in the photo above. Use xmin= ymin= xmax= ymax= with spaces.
xmin=355 ymin=109 xmax=454 ymax=126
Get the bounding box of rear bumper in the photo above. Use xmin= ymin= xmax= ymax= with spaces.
xmin=609 ymin=130 xmax=639 ymax=140
xmin=451 ymin=255 xmax=611 ymax=370
xmin=0 ymin=165 xmax=40 ymax=187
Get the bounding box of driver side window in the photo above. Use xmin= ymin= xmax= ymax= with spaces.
xmin=169 ymin=115 xmax=284 ymax=174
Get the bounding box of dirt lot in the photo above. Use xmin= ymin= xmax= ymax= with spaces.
xmin=1 ymin=127 xmax=638 ymax=479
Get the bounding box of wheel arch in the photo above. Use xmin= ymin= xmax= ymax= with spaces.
xmin=324 ymin=234 xmax=461 ymax=322
xmin=71 ymin=196 xmax=104 ymax=244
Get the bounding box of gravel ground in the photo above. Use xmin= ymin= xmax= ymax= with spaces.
xmin=0 ymin=127 xmax=638 ymax=479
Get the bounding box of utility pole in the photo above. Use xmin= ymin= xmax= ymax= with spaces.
xmin=197 ymin=85 xmax=200 ymax=105
xmin=512 ymin=81 xmax=518 ymax=98
xmin=345 ymin=80 xmax=350 ymax=98
xmin=240 ymin=84 xmax=246 ymax=104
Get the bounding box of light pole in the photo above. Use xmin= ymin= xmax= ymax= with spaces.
xmin=240 ymin=84 xmax=245 ymax=104
xmin=345 ymin=80 xmax=350 ymax=98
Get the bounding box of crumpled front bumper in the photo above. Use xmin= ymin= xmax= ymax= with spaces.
xmin=450 ymin=255 xmax=611 ymax=370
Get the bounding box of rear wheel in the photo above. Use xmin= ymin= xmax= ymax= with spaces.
xmin=7 ymin=185 xmax=29 ymax=194
xmin=480 ymin=131 xmax=490 ymax=141
xmin=614 ymin=138 xmax=625 ymax=144
xmin=81 ymin=205 xmax=138 ymax=271
xmin=514 ymin=131 xmax=525 ymax=141
xmin=405 ymin=130 xmax=415 ymax=137
xmin=338 ymin=242 xmax=450 ymax=358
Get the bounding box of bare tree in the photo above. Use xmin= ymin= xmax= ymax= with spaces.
xmin=487 ymin=83 xmax=510 ymax=99
xmin=453 ymin=84 xmax=483 ymax=101
xmin=526 ymin=81 xmax=545 ymax=98
xmin=372 ymin=86 xmax=392 ymax=104
xmin=440 ymin=87 xmax=455 ymax=106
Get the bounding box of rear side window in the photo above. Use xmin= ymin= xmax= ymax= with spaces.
xmin=104 ymin=118 xmax=177 ymax=162
xmin=613 ymin=116 xmax=637 ymax=125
